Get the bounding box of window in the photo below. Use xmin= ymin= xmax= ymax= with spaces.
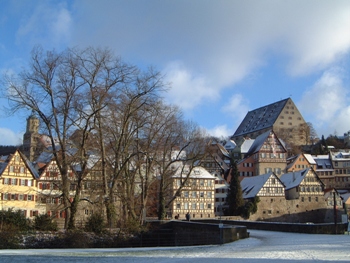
xmin=192 ymin=203 xmax=196 ymax=209
xmin=200 ymin=192 xmax=204 ymax=198
xmin=301 ymin=197 xmax=304 ymax=202
xmin=3 ymin=178 xmax=9 ymax=185
xmin=176 ymin=179 xmax=181 ymax=187
xmin=192 ymin=191 xmax=197 ymax=198
xmin=20 ymin=167 xmax=25 ymax=173
xmin=207 ymin=192 xmax=212 ymax=198
xmin=207 ymin=203 xmax=212 ymax=209
xmin=200 ymin=203 xmax=204 ymax=209
xmin=176 ymin=203 xmax=181 ymax=209
xmin=183 ymin=191 xmax=189 ymax=198
xmin=184 ymin=203 xmax=189 ymax=210
xmin=11 ymin=178 xmax=17 ymax=185
xmin=208 ymin=180 xmax=212 ymax=187
xmin=200 ymin=179 xmax=204 ymax=186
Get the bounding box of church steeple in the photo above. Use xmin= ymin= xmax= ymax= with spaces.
xmin=23 ymin=111 xmax=40 ymax=161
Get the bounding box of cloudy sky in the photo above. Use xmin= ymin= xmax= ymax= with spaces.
xmin=0 ymin=0 xmax=350 ymax=145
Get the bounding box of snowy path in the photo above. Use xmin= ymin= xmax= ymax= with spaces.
xmin=0 ymin=230 xmax=349 ymax=262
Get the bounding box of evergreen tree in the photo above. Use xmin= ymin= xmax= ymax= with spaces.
xmin=225 ymin=162 xmax=244 ymax=216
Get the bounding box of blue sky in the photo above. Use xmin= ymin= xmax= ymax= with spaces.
xmin=0 ymin=0 xmax=350 ymax=146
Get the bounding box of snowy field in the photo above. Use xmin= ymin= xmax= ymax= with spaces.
xmin=0 ymin=230 xmax=349 ymax=262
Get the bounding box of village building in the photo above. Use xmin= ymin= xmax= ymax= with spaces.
xmin=237 ymin=130 xmax=287 ymax=177
xmin=329 ymin=150 xmax=350 ymax=191
xmin=22 ymin=113 xmax=41 ymax=162
xmin=232 ymin=98 xmax=307 ymax=146
xmin=286 ymin=153 xmax=316 ymax=172
xmin=214 ymin=174 xmax=229 ymax=216
xmin=312 ymin=154 xmax=334 ymax=190
xmin=170 ymin=166 xmax=215 ymax=220
xmin=0 ymin=149 xmax=44 ymax=218
xmin=240 ymin=172 xmax=285 ymax=221
xmin=200 ymin=142 xmax=230 ymax=177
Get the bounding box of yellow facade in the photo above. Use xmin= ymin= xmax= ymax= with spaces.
xmin=0 ymin=150 xmax=44 ymax=218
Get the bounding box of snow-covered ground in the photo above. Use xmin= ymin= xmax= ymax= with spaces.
xmin=0 ymin=230 xmax=349 ymax=262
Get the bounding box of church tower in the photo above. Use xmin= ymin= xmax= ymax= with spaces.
xmin=23 ymin=112 xmax=40 ymax=161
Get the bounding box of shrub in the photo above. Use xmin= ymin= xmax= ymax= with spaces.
xmin=33 ymin=214 xmax=58 ymax=231
xmin=85 ymin=213 xmax=105 ymax=234
xmin=0 ymin=209 xmax=31 ymax=232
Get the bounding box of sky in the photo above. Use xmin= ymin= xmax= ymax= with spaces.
xmin=0 ymin=0 xmax=350 ymax=146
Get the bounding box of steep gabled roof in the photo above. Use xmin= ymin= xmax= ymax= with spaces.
xmin=286 ymin=153 xmax=316 ymax=171
xmin=245 ymin=130 xmax=271 ymax=156
xmin=233 ymin=98 xmax=289 ymax=137
xmin=279 ymin=168 xmax=323 ymax=190
xmin=19 ymin=151 xmax=40 ymax=179
xmin=0 ymin=149 xmax=39 ymax=179
xmin=240 ymin=139 xmax=255 ymax=154
xmin=240 ymin=172 xmax=284 ymax=199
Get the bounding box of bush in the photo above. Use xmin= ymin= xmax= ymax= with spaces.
xmin=85 ymin=213 xmax=105 ymax=234
xmin=33 ymin=214 xmax=58 ymax=231
xmin=0 ymin=231 xmax=21 ymax=249
xmin=0 ymin=209 xmax=31 ymax=232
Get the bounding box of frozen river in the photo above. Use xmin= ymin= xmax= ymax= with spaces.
xmin=0 ymin=230 xmax=349 ymax=262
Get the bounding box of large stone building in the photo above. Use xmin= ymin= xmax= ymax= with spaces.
xmin=232 ymin=98 xmax=307 ymax=146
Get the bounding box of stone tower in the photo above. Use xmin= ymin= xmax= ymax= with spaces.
xmin=23 ymin=112 xmax=40 ymax=161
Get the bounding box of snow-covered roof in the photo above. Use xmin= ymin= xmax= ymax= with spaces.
xmin=240 ymin=172 xmax=283 ymax=199
xmin=313 ymin=157 xmax=333 ymax=170
xmin=304 ymin=154 xmax=316 ymax=165
xmin=233 ymin=98 xmax=289 ymax=137
xmin=0 ymin=162 xmax=7 ymax=175
xmin=240 ymin=139 xmax=255 ymax=153
xmin=246 ymin=130 xmax=271 ymax=155
xmin=172 ymin=165 xmax=215 ymax=179
xmin=279 ymin=168 xmax=309 ymax=190
xmin=224 ymin=140 xmax=236 ymax=150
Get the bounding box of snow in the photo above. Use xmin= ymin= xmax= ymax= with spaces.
xmin=0 ymin=230 xmax=349 ymax=262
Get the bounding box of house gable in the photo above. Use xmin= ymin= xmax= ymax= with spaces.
xmin=241 ymin=172 xmax=285 ymax=199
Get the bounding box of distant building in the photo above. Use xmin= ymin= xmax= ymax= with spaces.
xmin=329 ymin=150 xmax=350 ymax=190
xmin=214 ymin=174 xmax=229 ymax=216
xmin=170 ymin=166 xmax=215 ymax=219
xmin=237 ymin=130 xmax=287 ymax=177
xmin=0 ymin=149 xmax=43 ymax=218
xmin=240 ymin=168 xmax=341 ymax=223
xmin=313 ymin=154 xmax=334 ymax=189
xmin=286 ymin=153 xmax=316 ymax=172
xmin=23 ymin=113 xmax=40 ymax=161
xmin=200 ymin=142 xmax=230 ymax=177
xmin=232 ymin=98 xmax=307 ymax=146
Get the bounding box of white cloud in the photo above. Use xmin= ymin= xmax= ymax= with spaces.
xmin=70 ymin=0 xmax=350 ymax=110
xmin=299 ymin=67 xmax=349 ymax=136
xmin=0 ymin=128 xmax=22 ymax=146
xmin=163 ymin=61 xmax=219 ymax=110
xmin=222 ymin=94 xmax=250 ymax=121
xmin=206 ymin=125 xmax=231 ymax=138
xmin=16 ymin=2 xmax=72 ymax=48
